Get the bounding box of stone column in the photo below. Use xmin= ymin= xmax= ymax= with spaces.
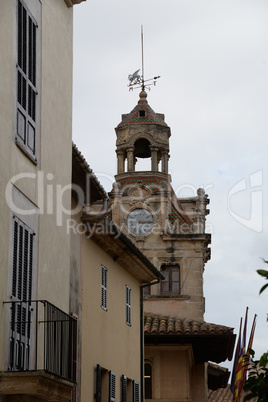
xmin=127 ymin=147 xmax=134 ymax=172
xmin=116 ymin=150 xmax=125 ymax=174
xmin=161 ymin=151 xmax=169 ymax=174
xmin=150 ymin=146 xmax=158 ymax=172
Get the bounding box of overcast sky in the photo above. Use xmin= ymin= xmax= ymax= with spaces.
xmin=72 ymin=0 xmax=268 ymax=371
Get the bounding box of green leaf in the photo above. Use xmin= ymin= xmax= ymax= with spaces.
xmin=257 ymin=269 xmax=268 ymax=278
xmin=259 ymin=283 xmax=268 ymax=294
xmin=260 ymin=352 xmax=268 ymax=367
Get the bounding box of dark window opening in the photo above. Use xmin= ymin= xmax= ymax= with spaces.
xmin=160 ymin=264 xmax=180 ymax=294
xmin=139 ymin=110 xmax=146 ymax=118
xmin=144 ymin=363 xmax=152 ymax=399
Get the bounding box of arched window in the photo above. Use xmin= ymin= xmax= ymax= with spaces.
xmin=160 ymin=264 xmax=180 ymax=294
xmin=144 ymin=362 xmax=152 ymax=399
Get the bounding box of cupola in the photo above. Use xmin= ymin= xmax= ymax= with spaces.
xmin=115 ymin=91 xmax=171 ymax=176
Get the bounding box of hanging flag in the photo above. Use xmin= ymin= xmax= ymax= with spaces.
xmin=232 ymin=307 xmax=248 ymax=402
xmin=230 ymin=317 xmax=242 ymax=394
xmin=237 ymin=314 xmax=257 ymax=399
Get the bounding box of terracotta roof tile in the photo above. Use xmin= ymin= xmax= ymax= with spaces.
xmin=72 ymin=142 xmax=107 ymax=199
xmin=144 ymin=313 xmax=234 ymax=336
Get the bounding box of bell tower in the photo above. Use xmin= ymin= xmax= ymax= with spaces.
xmin=115 ymin=90 xmax=170 ymax=176
xmin=109 ymin=88 xmax=211 ymax=322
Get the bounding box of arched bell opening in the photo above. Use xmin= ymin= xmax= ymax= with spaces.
xmin=133 ymin=138 xmax=152 ymax=172
xmin=134 ymin=138 xmax=151 ymax=159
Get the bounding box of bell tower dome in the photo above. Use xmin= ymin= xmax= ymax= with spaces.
xmin=115 ymin=90 xmax=171 ymax=177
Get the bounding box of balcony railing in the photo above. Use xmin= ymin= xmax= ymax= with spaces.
xmin=4 ymin=300 xmax=77 ymax=383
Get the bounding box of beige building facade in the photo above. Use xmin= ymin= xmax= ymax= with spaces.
xmin=71 ymin=145 xmax=162 ymax=401
xmin=0 ymin=1 xmax=85 ymax=401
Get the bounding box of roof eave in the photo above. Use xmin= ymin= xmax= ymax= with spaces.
xmin=82 ymin=217 xmax=162 ymax=284
xmin=64 ymin=0 xmax=86 ymax=7
xmin=144 ymin=332 xmax=236 ymax=364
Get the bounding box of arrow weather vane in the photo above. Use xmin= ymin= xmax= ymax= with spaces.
xmin=128 ymin=26 xmax=160 ymax=91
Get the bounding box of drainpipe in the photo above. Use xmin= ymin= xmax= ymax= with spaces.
xmin=140 ymin=278 xmax=161 ymax=402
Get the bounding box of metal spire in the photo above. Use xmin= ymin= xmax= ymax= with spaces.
xmin=128 ymin=26 xmax=160 ymax=91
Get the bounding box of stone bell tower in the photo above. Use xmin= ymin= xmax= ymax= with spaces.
xmin=115 ymin=90 xmax=170 ymax=176
xmin=110 ymin=90 xmax=211 ymax=321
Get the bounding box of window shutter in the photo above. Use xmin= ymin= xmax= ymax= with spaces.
xmin=12 ymin=220 xmax=18 ymax=297
xmin=16 ymin=0 xmax=37 ymax=158
xmin=71 ymin=316 xmax=78 ymax=383
xmin=17 ymin=224 xmax=23 ymax=299
xmin=101 ymin=265 xmax=107 ymax=310
xmin=109 ymin=371 xmax=116 ymax=402
xmin=126 ymin=286 xmax=131 ymax=326
xmin=133 ymin=381 xmax=140 ymax=402
xmin=95 ymin=364 xmax=102 ymax=402
xmin=71 ymin=387 xmax=77 ymax=402
xmin=10 ymin=217 xmax=34 ymax=371
xmin=28 ymin=233 xmax=33 ymax=301
xmin=121 ymin=375 xmax=127 ymax=402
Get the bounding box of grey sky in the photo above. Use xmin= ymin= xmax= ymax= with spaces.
xmin=73 ymin=0 xmax=268 ymax=371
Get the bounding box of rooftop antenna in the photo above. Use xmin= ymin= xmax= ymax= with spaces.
xmin=128 ymin=26 xmax=160 ymax=91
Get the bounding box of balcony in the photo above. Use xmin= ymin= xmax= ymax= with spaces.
xmin=1 ymin=300 xmax=77 ymax=401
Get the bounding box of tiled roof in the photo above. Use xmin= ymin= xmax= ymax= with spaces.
xmin=117 ymin=91 xmax=168 ymax=128
xmin=72 ymin=142 xmax=107 ymax=200
xmin=144 ymin=313 xmax=234 ymax=336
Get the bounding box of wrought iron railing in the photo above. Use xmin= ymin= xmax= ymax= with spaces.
xmin=4 ymin=300 xmax=77 ymax=383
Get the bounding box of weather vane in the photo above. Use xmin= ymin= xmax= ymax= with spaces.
xmin=128 ymin=26 xmax=160 ymax=91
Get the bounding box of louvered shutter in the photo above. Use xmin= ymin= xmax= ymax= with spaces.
xmin=126 ymin=286 xmax=131 ymax=326
xmin=95 ymin=364 xmax=102 ymax=402
xmin=133 ymin=381 xmax=140 ymax=402
xmin=71 ymin=387 xmax=77 ymax=402
xmin=121 ymin=375 xmax=127 ymax=402
xmin=101 ymin=265 xmax=107 ymax=310
xmin=9 ymin=217 xmax=34 ymax=371
xmin=16 ymin=0 xmax=37 ymax=158
xmin=109 ymin=371 xmax=116 ymax=402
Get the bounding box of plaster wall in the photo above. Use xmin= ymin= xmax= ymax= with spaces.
xmin=191 ymin=364 xmax=207 ymax=402
xmin=145 ymin=345 xmax=193 ymax=401
xmin=81 ymin=235 xmax=142 ymax=401
xmin=0 ymin=0 xmax=73 ymax=370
